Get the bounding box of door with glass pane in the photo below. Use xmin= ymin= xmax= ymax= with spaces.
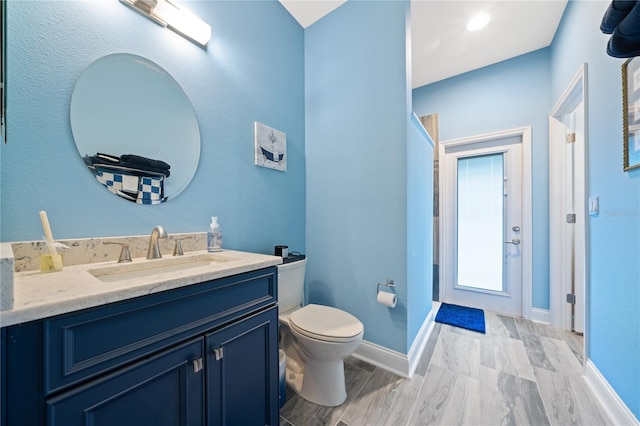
xmin=443 ymin=136 xmax=522 ymax=316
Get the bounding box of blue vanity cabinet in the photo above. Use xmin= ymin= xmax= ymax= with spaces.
xmin=1 ymin=267 xmax=279 ymax=426
xmin=206 ymin=306 xmax=279 ymax=426
xmin=47 ymin=338 xmax=206 ymax=425
xmin=1 ymin=330 xmax=4 ymax=426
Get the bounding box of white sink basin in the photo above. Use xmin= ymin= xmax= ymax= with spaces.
xmin=88 ymin=253 xmax=240 ymax=283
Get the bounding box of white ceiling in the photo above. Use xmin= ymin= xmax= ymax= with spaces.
xmin=279 ymin=0 xmax=568 ymax=89
xmin=279 ymin=0 xmax=347 ymax=28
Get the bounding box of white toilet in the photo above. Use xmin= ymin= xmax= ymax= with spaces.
xmin=277 ymin=257 xmax=364 ymax=407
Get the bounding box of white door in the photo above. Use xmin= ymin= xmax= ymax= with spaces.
xmin=550 ymin=103 xmax=586 ymax=333
xmin=573 ymin=104 xmax=585 ymax=333
xmin=549 ymin=64 xmax=587 ymax=335
xmin=442 ymin=135 xmax=523 ymax=316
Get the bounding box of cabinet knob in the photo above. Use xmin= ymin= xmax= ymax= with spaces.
xmin=192 ymin=358 xmax=204 ymax=373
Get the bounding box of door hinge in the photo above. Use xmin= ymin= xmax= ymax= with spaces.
xmin=192 ymin=358 xmax=204 ymax=373
xmin=566 ymin=214 xmax=576 ymax=223
xmin=214 ymin=347 xmax=224 ymax=361
xmin=566 ymin=294 xmax=576 ymax=304
xmin=566 ymin=133 xmax=576 ymax=143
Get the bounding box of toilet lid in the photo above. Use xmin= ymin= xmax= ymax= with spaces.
xmin=289 ymin=304 xmax=363 ymax=342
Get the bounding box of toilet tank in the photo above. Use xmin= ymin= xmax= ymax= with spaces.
xmin=277 ymin=257 xmax=307 ymax=313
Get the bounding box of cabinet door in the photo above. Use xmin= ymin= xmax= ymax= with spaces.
xmin=206 ymin=306 xmax=278 ymax=426
xmin=47 ymin=338 xmax=205 ymax=426
xmin=1 ymin=328 xmax=6 ymax=426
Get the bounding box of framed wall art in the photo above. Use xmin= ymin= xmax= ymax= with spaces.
xmin=622 ymin=56 xmax=640 ymax=171
xmin=254 ymin=122 xmax=286 ymax=172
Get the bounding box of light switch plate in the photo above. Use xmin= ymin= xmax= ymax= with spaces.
xmin=589 ymin=196 xmax=599 ymax=216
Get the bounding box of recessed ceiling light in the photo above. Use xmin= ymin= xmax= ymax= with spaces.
xmin=467 ymin=13 xmax=490 ymax=31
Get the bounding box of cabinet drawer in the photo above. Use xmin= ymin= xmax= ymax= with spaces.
xmin=44 ymin=267 xmax=276 ymax=394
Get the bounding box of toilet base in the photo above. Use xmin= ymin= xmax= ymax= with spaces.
xmin=285 ymin=358 xmax=347 ymax=407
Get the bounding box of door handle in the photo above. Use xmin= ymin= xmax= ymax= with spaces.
xmin=504 ymin=238 xmax=521 ymax=245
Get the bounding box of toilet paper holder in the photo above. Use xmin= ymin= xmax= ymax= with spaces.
xmin=376 ymin=278 xmax=395 ymax=295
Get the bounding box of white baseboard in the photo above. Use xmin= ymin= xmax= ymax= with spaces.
xmin=407 ymin=307 xmax=436 ymax=377
xmin=529 ymin=307 xmax=550 ymax=324
xmin=352 ymin=308 xmax=435 ymax=379
xmin=351 ymin=340 xmax=410 ymax=378
xmin=585 ymin=359 xmax=639 ymax=426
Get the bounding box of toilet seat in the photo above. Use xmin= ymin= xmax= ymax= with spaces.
xmin=289 ymin=304 xmax=363 ymax=343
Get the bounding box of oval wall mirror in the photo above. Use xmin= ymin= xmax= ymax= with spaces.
xmin=70 ymin=53 xmax=200 ymax=204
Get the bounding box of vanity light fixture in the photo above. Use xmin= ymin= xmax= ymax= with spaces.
xmin=120 ymin=0 xmax=211 ymax=47
xmin=467 ymin=13 xmax=490 ymax=31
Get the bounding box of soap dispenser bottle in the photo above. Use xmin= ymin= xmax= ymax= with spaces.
xmin=207 ymin=217 xmax=223 ymax=252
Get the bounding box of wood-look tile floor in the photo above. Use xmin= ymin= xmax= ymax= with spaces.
xmin=279 ymin=312 xmax=611 ymax=426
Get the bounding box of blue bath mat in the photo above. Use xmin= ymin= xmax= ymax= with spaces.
xmin=435 ymin=303 xmax=486 ymax=334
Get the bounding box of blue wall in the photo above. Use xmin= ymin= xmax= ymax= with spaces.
xmin=413 ymin=0 xmax=639 ymax=417
xmin=407 ymin=113 xmax=434 ymax=348
xmin=1 ymin=0 xmax=305 ymax=256
xmin=412 ymin=48 xmax=552 ymax=310
xmin=551 ymin=1 xmax=640 ymax=417
xmin=305 ymin=0 xmax=423 ymax=354
xmin=8 ymin=3 xmax=635 ymax=413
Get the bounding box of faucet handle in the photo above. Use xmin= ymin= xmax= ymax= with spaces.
xmin=173 ymin=240 xmax=184 ymax=256
xmin=103 ymin=242 xmax=132 ymax=263
xmin=172 ymin=236 xmax=193 ymax=256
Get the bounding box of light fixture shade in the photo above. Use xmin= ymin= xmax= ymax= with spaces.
xmin=120 ymin=0 xmax=211 ymax=47
xmin=152 ymin=0 xmax=211 ymax=46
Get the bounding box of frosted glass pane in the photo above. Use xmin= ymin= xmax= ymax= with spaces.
xmin=457 ymin=154 xmax=504 ymax=292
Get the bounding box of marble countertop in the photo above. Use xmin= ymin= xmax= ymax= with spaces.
xmin=0 ymin=249 xmax=282 ymax=328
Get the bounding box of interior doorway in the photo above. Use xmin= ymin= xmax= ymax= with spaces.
xmin=549 ymin=64 xmax=588 ymax=337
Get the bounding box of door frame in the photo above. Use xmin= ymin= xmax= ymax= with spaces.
xmin=439 ymin=126 xmax=533 ymax=318
xmin=549 ymin=64 xmax=588 ymax=341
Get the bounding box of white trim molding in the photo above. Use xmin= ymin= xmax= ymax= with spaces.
xmin=352 ymin=340 xmax=410 ymax=378
xmin=549 ymin=63 xmax=589 ymax=338
xmin=529 ymin=307 xmax=550 ymax=324
xmin=585 ymin=359 xmax=639 ymax=426
xmin=352 ymin=308 xmax=435 ymax=378
xmin=407 ymin=306 xmax=436 ymax=377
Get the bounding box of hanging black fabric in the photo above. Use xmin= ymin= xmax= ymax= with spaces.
xmin=601 ymin=1 xmax=640 ymax=58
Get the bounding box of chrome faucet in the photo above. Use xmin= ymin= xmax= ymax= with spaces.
xmin=147 ymin=226 xmax=168 ymax=259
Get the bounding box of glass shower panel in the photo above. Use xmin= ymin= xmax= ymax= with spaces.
xmin=456 ymin=153 xmax=504 ymax=292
